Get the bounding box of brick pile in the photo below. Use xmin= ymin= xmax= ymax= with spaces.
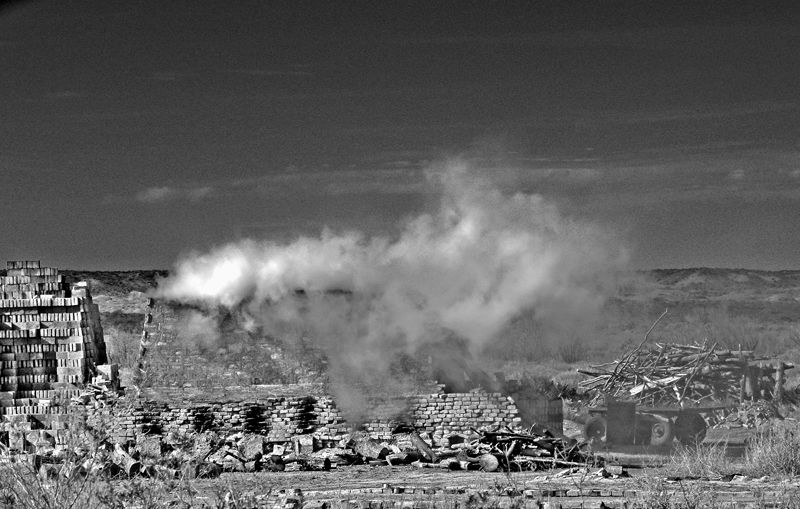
xmin=0 ymin=260 xmax=106 ymax=429
xmin=76 ymin=387 xmax=521 ymax=448
xmin=409 ymin=392 xmax=520 ymax=444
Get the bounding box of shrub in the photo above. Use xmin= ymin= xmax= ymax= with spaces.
xmin=664 ymin=443 xmax=737 ymax=480
xmin=702 ymin=306 xmax=763 ymax=352
xmin=556 ymin=336 xmax=585 ymax=363
xmin=744 ymin=420 xmax=800 ymax=477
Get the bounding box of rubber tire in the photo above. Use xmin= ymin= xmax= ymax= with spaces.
xmin=650 ymin=418 xmax=674 ymax=446
xmin=584 ymin=416 xmax=607 ymax=443
xmin=675 ymin=413 xmax=707 ymax=445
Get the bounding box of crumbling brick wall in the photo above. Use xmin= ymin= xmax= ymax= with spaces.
xmin=75 ymin=386 xmax=521 ymax=446
xmin=137 ymin=303 xmax=323 ymax=387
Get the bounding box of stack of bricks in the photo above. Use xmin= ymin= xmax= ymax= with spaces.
xmin=312 ymin=396 xmax=352 ymax=441
xmin=0 ymin=261 xmax=106 ymax=428
xmin=359 ymin=397 xmax=414 ymax=440
xmin=408 ymin=392 xmax=521 ymax=447
xmin=79 ymin=388 xmax=522 ymax=449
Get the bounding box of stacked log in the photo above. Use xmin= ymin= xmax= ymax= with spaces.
xmin=402 ymin=427 xmax=592 ymax=471
xmin=578 ymin=342 xmax=793 ymax=407
xmin=465 ymin=428 xmax=591 ymax=471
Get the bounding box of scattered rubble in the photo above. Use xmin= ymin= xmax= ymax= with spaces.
xmin=3 ymin=419 xmax=595 ymax=480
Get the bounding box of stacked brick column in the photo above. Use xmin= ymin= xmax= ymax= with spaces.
xmin=0 ymin=261 xmax=107 ymax=423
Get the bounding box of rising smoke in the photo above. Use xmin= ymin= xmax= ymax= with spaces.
xmin=155 ymin=160 xmax=628 ymax=418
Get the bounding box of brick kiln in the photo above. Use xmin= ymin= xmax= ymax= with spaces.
xmin=0 ymin=260 xmax=108 ymax=429
xmin=123 ymin=298 xmax=561 ymax=448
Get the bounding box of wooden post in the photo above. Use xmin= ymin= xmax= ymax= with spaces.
xmin=479 ymin=453 xmax=499 ymax=472
xmin=740 ymin=367 xmax=747 ymax=402
xmin=746 ymin=366 xmax=759 ymax=401
xmin=409 ymin=431 xmax=437 ymax=463
xmin=775 ymin=362 xmax=785 ymax=403
xmin=756 ymin=363 xmax=765 ymax=400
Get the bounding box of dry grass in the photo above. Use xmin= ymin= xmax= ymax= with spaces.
xmin=744 ymin=420 xmax=800 ymax=477
xmin=662 ymin=443 xmax=739 ymax=480
xmin=631 ymin=476 xmax=721 ymax=509
xmin=661 ymin=419 xmax=800 ymax=480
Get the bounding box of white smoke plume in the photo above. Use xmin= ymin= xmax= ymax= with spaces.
xmin=155 ymin=160 xmax=628 ymax=413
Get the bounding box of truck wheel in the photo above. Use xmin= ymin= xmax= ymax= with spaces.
xmin=650 ymin=418 xmax=674 ymax=446
xmin=584 ymin=416 xmax=607 ymax=443
xmin=675 ymin=413 xmax=707 ymax=445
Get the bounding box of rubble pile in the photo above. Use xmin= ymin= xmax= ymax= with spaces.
xmin=6 ymin=422 xmax=593 ymax=481
xmin=448 ymin=427 xmax=593 ymax=471
xmin=578 ymin=341 xmax=793 ymax=407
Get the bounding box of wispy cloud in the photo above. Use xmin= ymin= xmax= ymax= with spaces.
xmin=728 ymin=169 xmax=746 ymax=181
xmin=598 ymin=101 xmax=798 ymax=126
xmin=141 ymin=68 xmax=315 ymax=82
xmin=120 ymin=145 xmax=800 ymax=209
xmin=44 ymin=90 xmax=83 ymax=100
xmin=230 ymin=167 xmax=430 ymax=197
xmin=134 ymin=184 xmax=215 ymax=204
xmin=136 ymin=186 xmax=173 ymax=203
xmin=387 ymin=25 xmax=800 ymax=51
xmin=222 ymin=68 xmax=314 ymax=77
xmin=146 ymin=71 xmax=185 ymax=82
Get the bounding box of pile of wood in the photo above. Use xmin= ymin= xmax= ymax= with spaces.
xmin=578 ymin=341 xmax=793 ymax=407
xmin=392 ymin=427 xmax=590 ymax=472
xmin=456 ymin=427 xmax=592 ymax=471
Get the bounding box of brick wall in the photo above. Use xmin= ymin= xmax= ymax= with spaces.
xmin=76 ymin=387 xmax=521 ymax=446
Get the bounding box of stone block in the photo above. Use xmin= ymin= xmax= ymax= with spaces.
xmin=240 ymin=435 xmax=265 ymax=461
xmin=8 ymin=429 xmax=25 ymax=451
xmin=181 ymin=461 xmax=222 ymax=479
xmin=137 ymin=435 xmax=162 ymax=459
xmin=293 ymin=434 xmax=315 ymax=454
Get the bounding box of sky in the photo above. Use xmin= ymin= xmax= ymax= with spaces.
xmin=0 ymin=1 xmax=798 ymax=270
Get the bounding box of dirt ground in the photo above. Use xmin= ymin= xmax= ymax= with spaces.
xmin=183 ymin=465 xmax=800 ymax=508
xmin=174 ymin=417 xmax=799 ymax=507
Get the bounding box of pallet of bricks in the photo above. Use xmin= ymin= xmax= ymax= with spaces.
xmin=0 ymin=261 xmax=104 ymax=434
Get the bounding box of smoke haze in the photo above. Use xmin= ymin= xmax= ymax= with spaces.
xmin=155 ymin=160 xmax=628 ymax=415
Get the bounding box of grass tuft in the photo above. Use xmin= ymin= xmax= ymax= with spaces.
xmin=663 ymin=443 xmax=738 ymax=480
xmin=744 ymin=420 xmax=800 ymax=477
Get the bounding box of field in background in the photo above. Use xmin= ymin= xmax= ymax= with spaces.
xmin=66 ymin=268 xmax=800 ymax=390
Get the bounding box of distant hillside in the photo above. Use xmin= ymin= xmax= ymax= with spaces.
xmin=62 ymin=268 xmax=800 ymax=373
xmin=58 ymin=270 xmax=167 ymax=371
xmin=62 ymin=270 xmax=167 ymax=312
